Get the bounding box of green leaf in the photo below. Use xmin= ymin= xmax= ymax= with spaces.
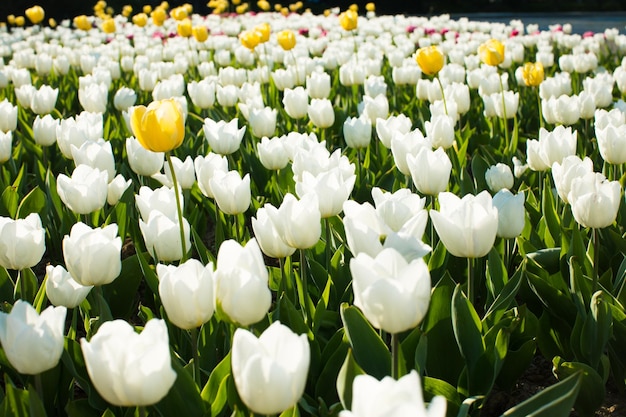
xmin=486 ymin=246 xmax=508 ymax=302
xmin=14 ymin=268 xmax=39 ymax=304
xmin=102 ymin=255 xmax=143 ymax=320
xmin=340 ymin=303 xmax=391 ymax=379
xmin=135 ymin=250 xmax=159 ymax=296
xmin=501 ymin=371 xmax=582 ymax=417
xmin=65 ymin=399 xmax=101 ymax=417
xmin=16 ymin=187 xmax=46 ymax=219
xmin=423 ymin=376 xmax=461 ymax=416
xmin=470 ymin=153 xmax=490 ymax=193
xmin=61 ymin=338 xmax=107 ymax=411
xmin=422 ymin=273 xmax=464 ymax=384
xmin=279 ymin=404 xmax=300 ymax=417
xmin=336 ymin=349 xmax=365 ymax=410
xmin=526 ymin=248 xmax=561 ymax=275
xmin=0 ymin=186 xmax=18 ymax=219
xmin=26 ymin=385 xmax=46 ymax=417
xmin=484 ymin=265 xmax=523 ymax=325
xmin=201 ymin=352 xmax=231 ymax=417
xmin=552 ymin=357 xmax=604 ymax=417
xmin=154 ymin=358 xmax=206 ymax=417
xmin=451 ymin=285 xmax=485 ymax=373
xmin=496 ymin=338 xmax=536 ymax=391
xmin=579 ymin=291 xmax=612 ymax=372
xmin=541 ymin=178 xmax=561 ymax=246
xmin=0 ymin=376 xmax=29 ymax=417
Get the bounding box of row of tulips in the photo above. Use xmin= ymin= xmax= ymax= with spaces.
xmin=0 ymin=2 xmax=624 ymax=417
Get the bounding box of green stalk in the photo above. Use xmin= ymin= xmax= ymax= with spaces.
xmin=593 ymin=228 xmax=600 ymax=294
xmin=391 ymin=332 xmax=400 ymax=379
xmin=166 ymin=153 xmax=188 ymax=262
xmin=498 ymin=75 xmax=510 ymax=156
xmin=536 ymin=87 xmax=544 ymax=130
xmin=190 ymin=327 xmax=201 ymax=387
xmin=467 ymin=257 xmax=475 ymax=306
xmin=435 ymin=76 xmax=448 ymax=115
xmin=325 ymin=217 xmax=331 ymax=275
xmin=300 ymin=248 xmax=308 ymax=324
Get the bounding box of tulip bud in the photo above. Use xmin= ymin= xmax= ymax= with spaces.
xmin=57 ymin=165 xmax=108 ymax=214
xmin=351 ymin=248 xmax=431 ymax=333
xmin=232 ymin=322 xmax=310 ymax=415
xmin=25 ymin=5 xmax=45 ymax=24
xmin=485 ymin=163 xmax=514 ymax=193
xmin=478 ymin=38 xmax=505 ymax=66
xmin=157 ymin=259 xmax=215 ymax=329
xmin=131 ymin=99 xmax=185 ymax=152
xmin=63 ymin=222 xmax=122 ymax=286
xmin=416 ymin=45 xmax=444 ymax=76
xmin=430 ymin=191 xmax=499 ymax=258
xmin=214 ymin=239 xmax=271 ymax=326
xmin=45 ymin=265 xmax=93 ymax=308
xmin=0 ymin=300 xmax=66 ymax=375
xmin=522 ymin=62 xmax=544 ymax=87
xmin=493 ymin=189 xmax=526 ymax=239
xmin=0 ymin=213 xmax=45 ymax=270
xmin=81 ymin=319 xmax=177 ymax=406
xmin=339 ymin=9 xmax=358 ymax=31
xmin=277 ymin=30 xmax=296 ymax=50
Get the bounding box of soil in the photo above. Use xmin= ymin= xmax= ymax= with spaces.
xmin=481 ymin=355 xmax=625 ymax=416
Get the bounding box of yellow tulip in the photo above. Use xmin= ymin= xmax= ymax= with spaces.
xmin=7 ymin=15 xmax=15 ymax=25
xmin=151 ymin=7 xmax=167 ymax=26
xmin=177 ymin=18 xmax=192 ymax=37
xmin=365 ymin=2 xmax=375 ymax=11
xmin=339 ymin=10 xmax=358 ymax=31
xmin=48 ymin=18 xmax=57 ymax=27
xmin=95 ymin=1 xmax=106 ymax=10
xmin=522 ymin=62 xmax=544 ymax=87
xmin=280 ymin=7 xmax=289 ymax=16
xmin=122 ymin=5 xmax=133 ymax=17
xmin=102 ymin=18 xmax=115 ymax=33
xmin=106 ymin=6 xmax=113 ymax=15
xmin=160 ymin=1 xmax=170 ymax=10
xmin=171 ymin=6 xmax=188 ymax=20
xmin=274 ymin=3 xmax=282 ymax=11
xmin=15 ymin=16 xmax=25 ymax=27
xmin=416 ymin=45 xmax=444 ymax=76
xmin=257 ymin=0 xmax=270 ymax=11
xmin=25 ymin=6 xmax=45 ymax=24
xmin=277 ymin=30 xmax=296 ymax=51
xmin=192 ymin=25 xmax=209 ymax=42
xmin=183 ymin=3 xmax=193 ymax=14
xmin=131 ymin=99 xmax=185 ymax=153
xmin=240 ymin=29 xmax=260 ymax=49
xmin=478 ymin=38 xmax=505 ymax=66
xmin=132 ymin=13 xmax=147 ymax=26
xmin=143 ymin=5 xmax=153 ymax=14
xmin=232 ymin=0 xmax=242 ymax=5
xmin=255 ymin=22 xmax=270 ymax=43
xmin=349 ymin=3 xmax=358 ymax=11
xmin=74 ymin=15 xmax=92 ymax=31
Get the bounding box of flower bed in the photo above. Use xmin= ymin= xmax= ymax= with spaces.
xmin=0 ymin=2 xmax=624 ymax=416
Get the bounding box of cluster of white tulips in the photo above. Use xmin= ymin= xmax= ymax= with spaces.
xmin=0 ymin=2 xmax=623 ymax=416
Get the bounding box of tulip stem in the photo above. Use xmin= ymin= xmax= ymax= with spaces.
xmin=391 ymin=332 xmax=400 ymax=379
xmin=536 ymin=87 xmax=544 ymax=130
xmin=593 ymin=228 xmax=600 ymax=294
xmin=299 ymin=248 xmax=309 ymax=324
xmin=190 ymin=327 xmax=201 ymax=387
xmin=166 ymin=153 xmax=188 ymax=263
xmin=17 ymin=269 xmax=24 ymax=301
xmin=325 ymin=218 xmax=331 ymax=275
xmin=435 ymin=76 xmax=448 ymax=116
xmin=138 ymin=406 xmax=147 ymax=417
xmin=467 ymin=257 xmax=475 ymax=306
xmin=34 ymin=373 xmax=44 ymax=404
xmin=498 ymin=75 xmax=510 ymax=157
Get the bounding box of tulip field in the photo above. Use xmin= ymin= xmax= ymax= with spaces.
xmin=1 ymin=1 xmax=626 ymax=416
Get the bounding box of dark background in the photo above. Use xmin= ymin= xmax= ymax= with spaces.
xmin=1 ymin=0 xmax=626 ymax=24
